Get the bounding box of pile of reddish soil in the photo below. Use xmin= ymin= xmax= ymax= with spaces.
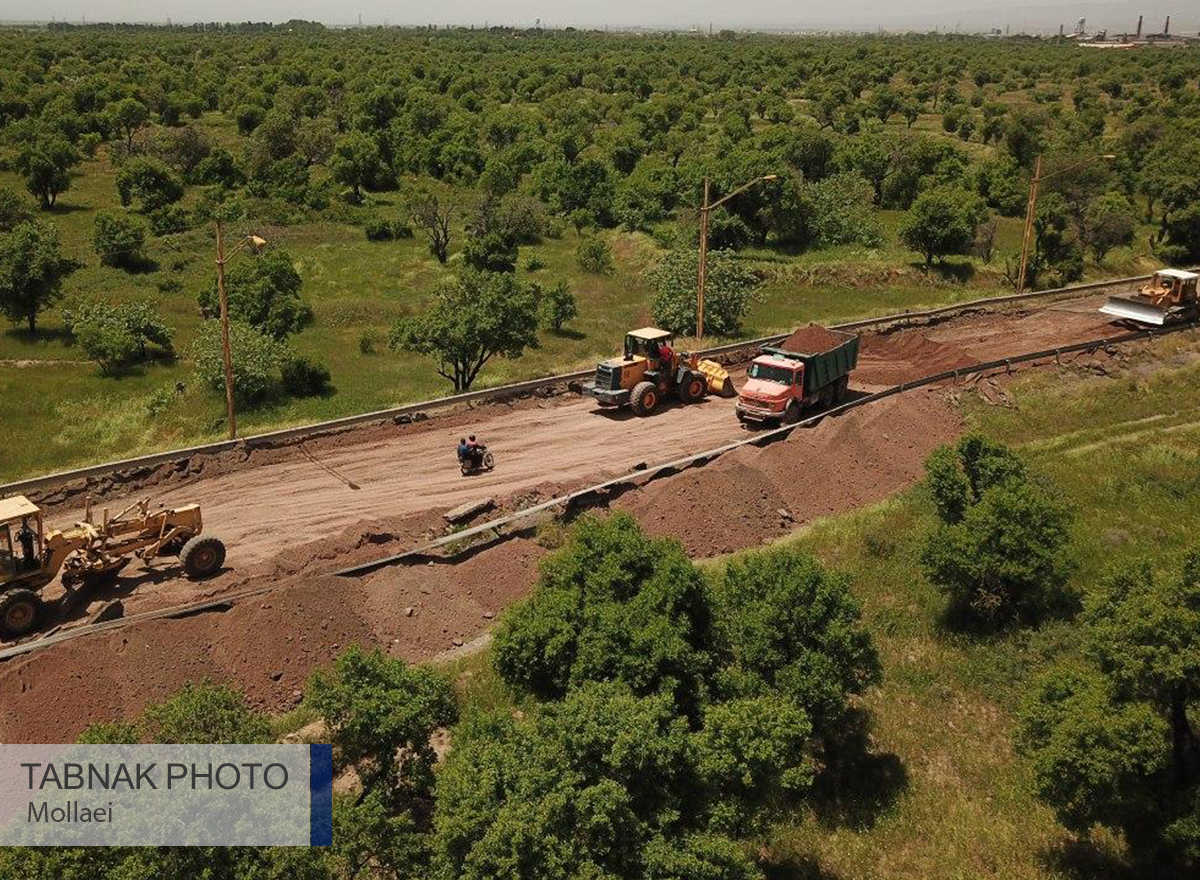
xmin=778 ymin=324 xmax=850 ymax=354
xmin=855 ymin=331 xmax=978 ymax=387
xmin=617 ymin=388 xmax=962 ymax=556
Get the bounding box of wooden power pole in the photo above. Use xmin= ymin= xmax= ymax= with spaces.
xmin=697 ymin=177 xmax=710 ymax=340
xmin=214 ymin=219 xmax=237 ymax=440
xmin=1015 ymin=155 xmax=1042 ymax=294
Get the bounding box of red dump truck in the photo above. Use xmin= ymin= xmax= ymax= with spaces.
xmin=735 ymin=324 xmax=859 ymax=425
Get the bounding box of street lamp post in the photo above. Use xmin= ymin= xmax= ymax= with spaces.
xmin=696 ymin=174 xmax=778 ymax=340
xmin=213 ymin=221 xmax=267 ymax=440
xmin=1016 ymin=154 xmax=1116 ymax=293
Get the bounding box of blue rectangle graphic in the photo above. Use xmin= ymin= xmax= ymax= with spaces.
xmin=309 ymin=744 xmax=333 ymax=847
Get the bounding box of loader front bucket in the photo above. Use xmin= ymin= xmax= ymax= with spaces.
xmin=1100 ymin=296 xmax=1167 ymax=326
xmin=698 ymin=359 xmax=736 ymax=397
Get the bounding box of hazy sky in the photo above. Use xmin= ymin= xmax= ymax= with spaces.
xmin=5 ymin=0 xmax=1197 ymax=35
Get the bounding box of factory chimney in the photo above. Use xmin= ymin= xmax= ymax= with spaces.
xmin=1164 ymin=16 xmax=1170 ymax=36
xmin=1136 ymin=15 xmax=1143 ymax=38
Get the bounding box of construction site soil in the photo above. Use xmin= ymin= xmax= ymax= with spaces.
xmin=0 ymin=295 xmax=1136 ymax=741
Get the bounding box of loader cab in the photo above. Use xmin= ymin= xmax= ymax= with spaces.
xmin=624 ymin=328 xmax=673 ymax=361
xmin=0 ymin=497 xmax=45 ymax=583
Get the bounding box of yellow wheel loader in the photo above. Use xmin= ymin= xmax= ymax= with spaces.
xmin=0 ymin=495 xmax=225 ymax=640
xmin=1100 ymin=269 xmax=1199 ymax=326
xmin=582 ymin=327 xmax=736 ymax=417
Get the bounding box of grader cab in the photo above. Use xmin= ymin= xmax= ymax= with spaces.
xmin=0 ymin=495 xmax=226 ymax=640
xmin=582 ymin=328 xmax=734 ymax=416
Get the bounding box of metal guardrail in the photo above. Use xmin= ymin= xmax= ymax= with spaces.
xmin=1 ymin=316 xmax=1193 ymax=662
xmin=0 ymin=271 xmax=1158 ymax=499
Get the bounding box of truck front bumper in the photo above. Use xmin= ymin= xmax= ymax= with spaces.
xmin=735 ymin=401 xmax=785 ymax=423
xmin=583 ymin=384 xmax=631 ymax=407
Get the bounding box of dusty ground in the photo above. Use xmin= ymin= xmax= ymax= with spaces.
xmin=0 ymin=297 xmax=1131 ymax=741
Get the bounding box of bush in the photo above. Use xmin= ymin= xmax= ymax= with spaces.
xmin=190 ymin=319 xmax=281 ymax=404
xmin=523 ymin=254 xmax=546 ymax=272
xmin=147 ymin=204 xmax=190 ymax=235
xmin=576 ymin=235 xmax=614 ymax=275
xmin=0 ymin=186 xmax=33 ymax=233
xmin=358 ymin=331 xmax=379 ymax=354
xmin=801 ymin=172 xmax=884 ymax=248
xmin=280 ymin=352 xmax=331 ymax=397
xmin=920 ymin=436 xmax=1074 ymax=626
xmin=649 ymin=249 xmax=761 ymax=337
xmin=364 ymin=217 xmax=395 ymax=241
xmin=91 ymin=210 xmax=147 ymax=270
xmin=64 ymin=301 xmax=173 ymax=373
xmin=75 ymin=314 xmax=140 ymax=375
xmin=115 ymin=157 xmax=184 ymax=213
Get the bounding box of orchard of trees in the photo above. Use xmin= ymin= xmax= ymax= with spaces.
xmin=2 ymin=24 xmax=1198 ymax=396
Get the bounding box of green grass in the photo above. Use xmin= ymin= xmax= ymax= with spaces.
xmin=0 ymin=117 xmax=1166 ymax=483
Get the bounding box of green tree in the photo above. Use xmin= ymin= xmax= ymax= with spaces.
xmin=16 ymin=135 xmax=79 ymax=209
xmin=389 ymin=269 xmax=539 ymax=392
xmin=899 ymin=186 xmax=986 ymax=268
xmin=535 ymin=279 xmax=577 ymax=332
xmin=920 ymin=437 xmax=1074 ymax=627
xmin=107 ymin=97 xmax=149 ymax=148
xmin=198 ymin=250 xmax=311 ymax=339
xmin=64 ymin=301 xmax=173 ymax=369
xmin=648 ymin=249 xmax=760 ymax=337
xmin=140 ymin=680 xmax=272 ymax=744
xmin=0 ymin=220 xmax=78 ymax=332
xmin=115 ymin=157 xmax=184 ymax=213
xmin=1019 ymin=548 xmax=1200 ymax=867
xmin=801 ymin=171 xmax=884 ymax=248
xmin=493 ymin=512 xmax=715 ymax=716
xmin=306 ymin=645 xmax=456 ymax=803
xmin=91 ymin=210 xmax=147 ymax=269
xmin=329 ymin=131 xmax=383 ymax=199
xmin=73 ymin=311 xmax=140 ymax=375
xmin=0 ymin=186 xmax=33 ymax=232
xmin=1080 ymin=192 xmax=1136 ymax=262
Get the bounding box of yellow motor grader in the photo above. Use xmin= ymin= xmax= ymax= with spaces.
xmin=582 ymin=327 xmax=736 ymax=416
xmin=0 ymin=495 xmax=225 ymax=639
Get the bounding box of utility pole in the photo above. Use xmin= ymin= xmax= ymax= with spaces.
xmin=695 ymin=174 xmax=778 ymax=341
xmin=697 ymin=177 xmax=710 ymax=340
xmin=214 ymin=219 xmax=237 ymax=440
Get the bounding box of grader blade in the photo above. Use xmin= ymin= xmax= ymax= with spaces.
xmin=697 ymin=359 xmax=736 ymax=397
xmin=1099 ymin=295 xmax=1168 ymax=326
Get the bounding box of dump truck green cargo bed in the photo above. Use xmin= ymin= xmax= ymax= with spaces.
xmin=761 ymin=326 xmax=859 ymax=397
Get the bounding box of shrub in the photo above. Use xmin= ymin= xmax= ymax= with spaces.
xmin=63 ymin=301 xmax=173 ymax=372
xmin=75 ymin=314 xmax=140 ymax=375
xmin=523 ymin=254 xmax=546 ymax=272
xmin=576 ymin=235 xmax=614 ymax=275
xmin=358 ymin=331 xmax=378 ymax=354
xmin=92 ymin=210 xmax=148 ymax=270
xmin=280 ymin=352 xmax=331 ymax=397
xmin=147 ymin=204 xmax=190 ymax=235
xmin=801 ymin=172 xmax=884 ymax=248
xmin=0 ymin=186 xmax=33 ymax=233
xmin=197 ymin=250 xmax=311 ymax=339
xmin=190 ymin=319 xmax=281 ymax=404
xmin=115 ymin=157 xmax=184 ymax=213
xmin=364 ymin=217 xmax=395 ymax=241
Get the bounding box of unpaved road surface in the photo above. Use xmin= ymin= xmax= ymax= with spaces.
xmin=0 ymin=296 xmax=1140 ymax=741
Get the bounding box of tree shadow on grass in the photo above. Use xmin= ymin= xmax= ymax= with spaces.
xmin=549 ymin=327 xmax=586 ymax=341
xmin=763 ymin=854 xmax=843 ymax=880
xmin=807 ymin=707 xmax=909 ymax=831
xmin=1040 ymin=838 xmax=1140 ymax=880
xmin=4 ymin=326 xmax=72 ymax=347
xmin=930 ymin=259 xmax=976 ymax=284
xmin=44 ymin=202 xmax=90 ymax=216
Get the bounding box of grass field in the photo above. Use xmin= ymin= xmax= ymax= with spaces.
xmin=0 ymin=113 xmax=1164 ymax=483
xmin=442 ymin=332 xmax=1200 ymax=880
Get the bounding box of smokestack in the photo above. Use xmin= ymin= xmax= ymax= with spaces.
xmin=1165 ymin=16 xmax=1170 ymax=35
xmin=1136 ymin=15 xmax=1142 ymax=38
xmin=1059 ymin=23 xmax=1064 ymax=37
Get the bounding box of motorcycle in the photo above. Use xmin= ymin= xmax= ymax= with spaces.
xmin=460 ymin=444 xmax=496 ymax=476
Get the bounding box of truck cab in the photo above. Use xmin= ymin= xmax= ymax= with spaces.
xmin=736 ymin=355 xmax=807 ymax=423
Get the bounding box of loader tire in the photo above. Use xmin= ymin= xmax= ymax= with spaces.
xmin=631 ymin=382 xmax=659 ymax=416
xmin=0 ymin=589 xmax=42 ymax=640
xmin=782 ymin=402 xmax=802 ymax=425
xmin=678 ymin=372 xmax=707 ymax=404
xmin=181 ymin=536 xmax=226 ymax=579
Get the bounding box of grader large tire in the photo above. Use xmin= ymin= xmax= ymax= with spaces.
xmin=630 ymin=381 xmax=659 ymax=417
xmin=677 ymin=372 xmax=707 ymax=404
xmin=180 ymin=536 xmax=226 ymax=579
xmin=0 ymin=589 xmax=42 ymax=640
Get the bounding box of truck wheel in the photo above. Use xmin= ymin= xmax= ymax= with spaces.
xmin=180 ymin=536 xmax=226 ymax=579
xmin=678 ymin=372 xmax=707 ymax=403
xmin=0 ymin=589 xmax=42 ymax=639
xmin=631 ymin=382 xmax=658 ymax=416
xmin=783 ymin=402 xmax=802 ymax=425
